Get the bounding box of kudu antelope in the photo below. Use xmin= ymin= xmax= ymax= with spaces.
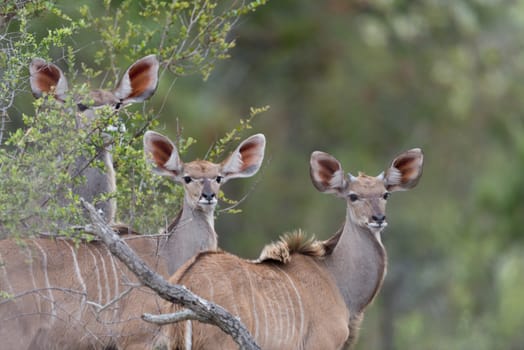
xmin=0 ymin=132 xmax=266 ymax=349
xmin=152 ymin=148 xmax=423 ymax=350
xmin=29 ymin=54 xmax=160 ymax=223
xmin=143 ymin=131 xmax=267 ymax=275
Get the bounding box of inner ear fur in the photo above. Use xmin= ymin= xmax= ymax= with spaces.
xmin=385 ymin=148 xmax=423 ymax=191
xmin=221 ymin=134 xmax=266 ymax=180
xmin=29 ymin=58 xmax=68 ymax=100
xmin=114 ymin=55 xmax=160 ymax=104
xmin=143 ymin=131 xmax=183 ymax=177
xmin=310 ymin=151 xmax=347 ymax=194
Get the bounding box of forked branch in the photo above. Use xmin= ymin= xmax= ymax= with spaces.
xmin=80 ymin=198 xmax=260 ymax=350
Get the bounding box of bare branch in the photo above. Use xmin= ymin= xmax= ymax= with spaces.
xmin=86 ymin=285 xmax=135 ymax=313
xmin=80 ymin=198 xmax=260 ymax=350
xmin=142 ymin=308 xmax=206 ymax=325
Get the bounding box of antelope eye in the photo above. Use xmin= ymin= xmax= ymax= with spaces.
xmin=349 ymin=193 xmax=359 ymax=202
xmin=216 ymin=176 xmax=223 ymax=184
xmin=383 ymin=192 xmax=391 ymax=200
xmin=183 ymin=176 xmax=192 ymax=184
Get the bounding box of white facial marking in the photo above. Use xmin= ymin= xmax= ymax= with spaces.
xmin=198 ymin=198 xmax=217 ymax=205
xmin=367 ymin=222 xmax=388 ymax=230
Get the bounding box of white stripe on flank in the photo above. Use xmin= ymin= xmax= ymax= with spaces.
xmin=107 ymin=248 xmax=119 ymax=297
xmin=245 ymin=268 xmax=259 ymax=341
xmin=106 ymin=248 xmax=119 ymax=319
xmin=275 ymin=266 xmax=304 ymax=343
xmin=268 ymin=285 xmax=280 ymax=347
xmin=266 ymin=286 xmax=276 ymax=347
xmin=272 ymin=279 xmax=286 ymax=348
xmin=0 ymin=251 xmax=14 ymax=295
xmin=278 ymin=272 xmax=295 ymax=344
xmin=225 ymin=274 xmax=240 ymax=316
xmin=184 ymin=320 xmax=192 ymax=350
xmin=94 ymin=247 xmax=111 ymax=305
xmin=26 ymin=245 xmax=41 ymax=312
xmin=87 ymin=247 xmax=102 ymax=305
xmin=65 ymin=241 xmax=87 ymax=317
xmin=259 ymin=286 xmax=268 ymax=346
xmin=270 ymin=278 xmax=284 ymax=348
xmin=33 ymin=240 xmax=57 ymax=323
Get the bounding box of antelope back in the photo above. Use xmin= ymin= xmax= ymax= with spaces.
xmin=154 ymin=251 xmax=349 ymax=350
xmin=28 ymin=55 xmax=160 ymax=224
xmin=0 ymin=236 xmax=164 ymax=349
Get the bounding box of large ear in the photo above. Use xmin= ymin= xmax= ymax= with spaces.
xmin=310 ymin=151 xmax=348 ymax=195
xmin=384 ymin=148 xmax=423 ymax=192
xmin=113 ymin=54 xmax=160 ymax=104
xmin=220 ymin=134 xmax=266 ymax=182
xmin=29 ymin=58 xmax=68 ymax=101
xmin=143 ymin=131 xmax=183 ymax=179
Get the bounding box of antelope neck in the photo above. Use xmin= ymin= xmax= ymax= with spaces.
xmin=162 ymin=203 xmax=218 ymax=276
xmin=324 ymin=205 xmax=387 ymax=314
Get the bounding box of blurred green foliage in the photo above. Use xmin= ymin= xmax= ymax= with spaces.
xmin=2 ymin=0 xmax=524 ymax=348
xmin=0 ymin=0 xmax=267 ymax=235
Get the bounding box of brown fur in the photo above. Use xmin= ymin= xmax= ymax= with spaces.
xmin=0 ymin=235 xmax=165 ymax=350
xmin=151 ymin=148 xmax=423 ymax=350
xmin=0 ymin=133 xmax=267 ymax=349
xmin=154 ymin=251 xmax=350 ymax=350
xmin=0 ymin=140 xmax=231 ymax=350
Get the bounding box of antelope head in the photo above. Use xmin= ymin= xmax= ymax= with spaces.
xmin=29 ymin=55 xmax=160 ymax=128
xmin=28 ymin=55 xmax=160 ymax=224
xmin=143 ymin=131 xmax=266 ymax=213
xmin=310 ymin=148 xmax=423 ymax=236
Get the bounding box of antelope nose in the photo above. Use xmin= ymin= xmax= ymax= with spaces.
xmin=372 ymin=214 xmax=386 ymax=225
xmin=202 ymin=192 xmax=216 ymax=201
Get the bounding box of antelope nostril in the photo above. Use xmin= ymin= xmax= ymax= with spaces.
xmin=372 ymin=215 xmax=386 ymax=223
xmin=202 ymin=192 xmax=216 ymax=201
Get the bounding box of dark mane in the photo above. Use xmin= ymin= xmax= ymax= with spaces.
xmin=257 ymin=230 xmax=327 ymax=263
